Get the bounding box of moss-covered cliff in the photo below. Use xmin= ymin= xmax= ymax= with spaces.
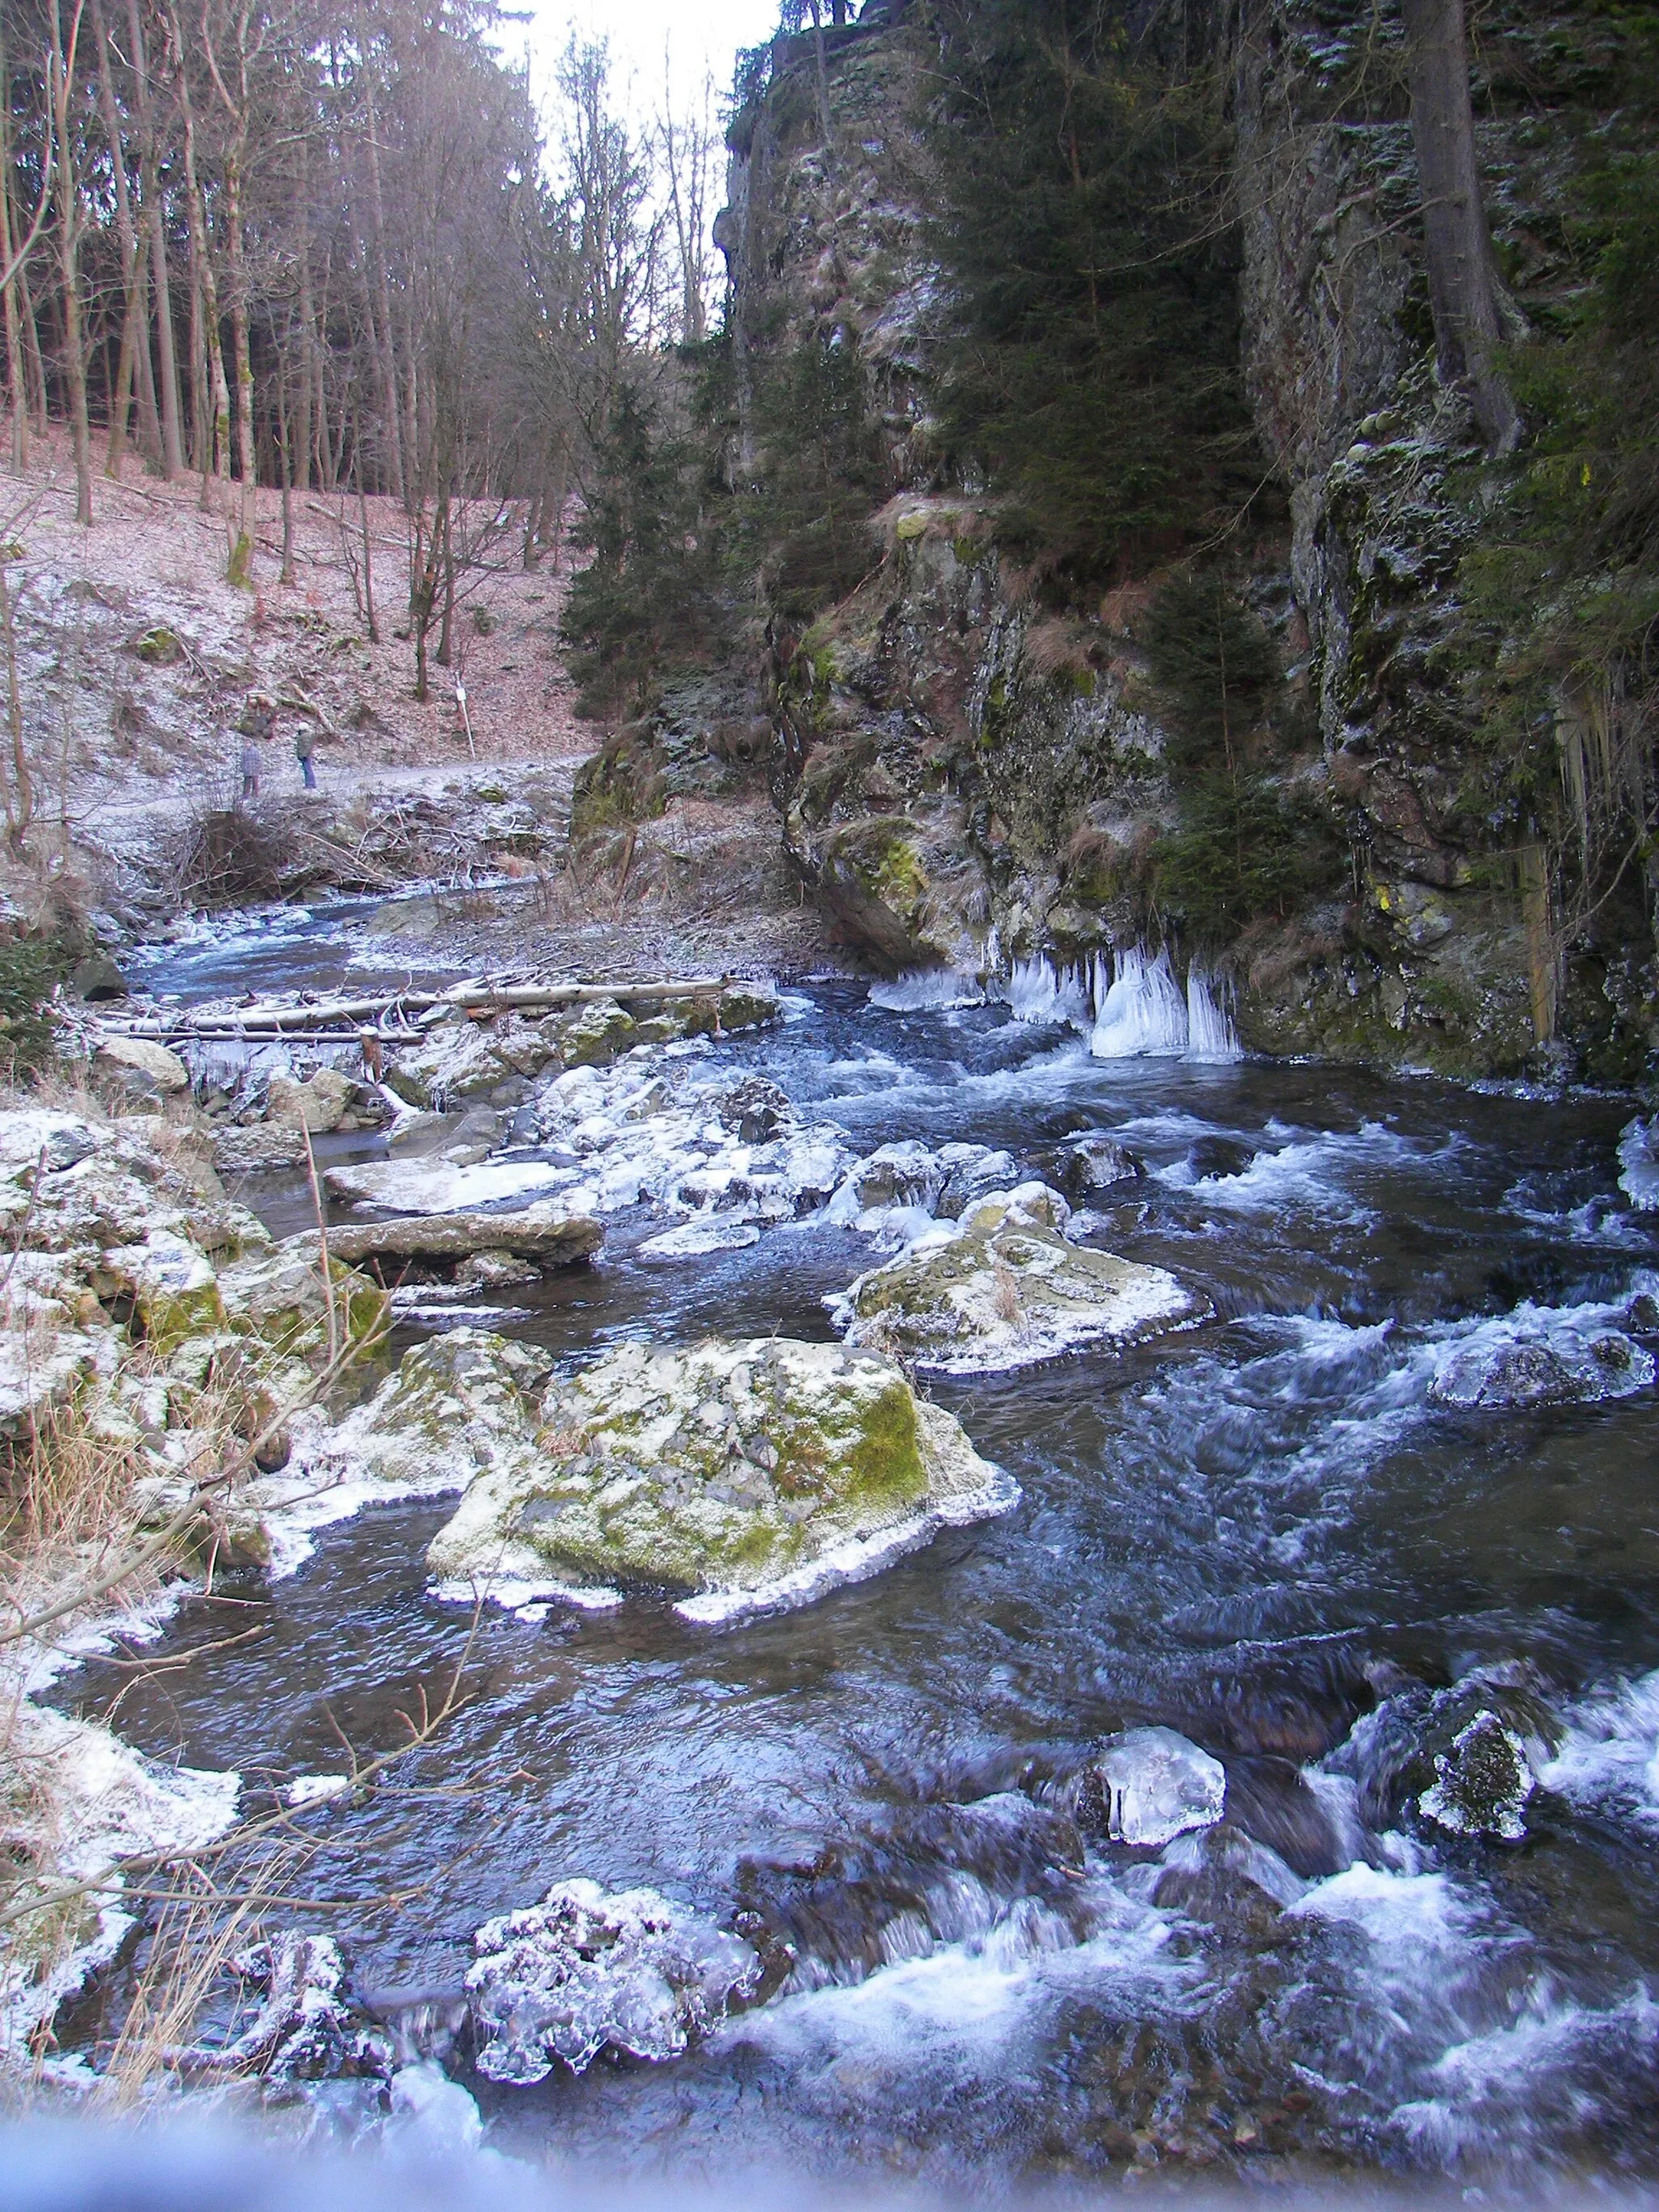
xmin=567 ymin=0 xmax=1658 ymax=1088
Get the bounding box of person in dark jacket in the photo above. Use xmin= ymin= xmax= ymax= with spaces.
xmin=295 ymin=721 xmax=317 ymax=788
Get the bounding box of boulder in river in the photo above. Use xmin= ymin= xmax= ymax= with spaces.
xmin=840 ymin=1183 xmax=1199 ymax=1373
xmin=1429 ymin=1321 xmax=1653 ymax=1409
xmin=92 ymin=1033 xmax=190 ymax=1095
xmin=1323 ymin=1664 xmax=1558 ymax=1840
xmin=266 ymin=1068 xmax=352 ymax=1133
xmin=1417 ymin=1709 xmax=1536 ymax=1843
xmin=1072 ymin=1726 xmax=1228 ymax=1848
xmin=425 ymin=1334 xmax=1015 ymax=1617
xmin=467 ymin=1878 xmax=762 ymax=2085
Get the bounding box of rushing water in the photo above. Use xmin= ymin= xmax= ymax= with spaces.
xmin=57 ymin=927 xmax=1659 ymax=2190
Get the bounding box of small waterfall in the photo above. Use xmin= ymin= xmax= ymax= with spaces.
xmin=1090 ymin=947 xmax=1188 ymax=1059
xmin=1185 ymin=966 xmax=1243 ymax=1063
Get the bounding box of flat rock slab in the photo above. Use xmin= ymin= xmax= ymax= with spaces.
xmin=302 ymin=1204 xmax=602 ymax=1270
xmin=326 ymin=1156 xmax=579 ymax=1215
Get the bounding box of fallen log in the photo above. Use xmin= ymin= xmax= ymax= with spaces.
xmin=99 ymin=974 xmax=737 ymax=1039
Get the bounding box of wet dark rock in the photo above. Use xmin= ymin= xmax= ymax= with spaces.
xmin=1065 ymin=1134 xmax=1146 ymax=1192
xmin=1325 ymin=1665 xmax=1558 ymax=1839
xmin=1031 ymin=1135 xmax=1146 ymax=1204
xmin=1219 ymin=1757 xmax=1355 ymax=1877
xmin=1185 ymin=1136 xmax=1256 ymax=1182
xmin=714 ymin=1075 xmax=791 ymax=1144
xmin=1150 ymin=1824 xmax=1302 ymax=1933
xmin=1430 ymin=1326 xmax=1653 ymax=1409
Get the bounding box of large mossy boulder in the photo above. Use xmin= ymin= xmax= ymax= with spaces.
xmin=425 ymin=1334 xmax=1014 ymax=1617
xmin=841 ymin=1183 xmax=1200 ymax=1373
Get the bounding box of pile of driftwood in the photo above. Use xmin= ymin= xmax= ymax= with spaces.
xmin=98 ymin=975 xmax=740 ymax=1046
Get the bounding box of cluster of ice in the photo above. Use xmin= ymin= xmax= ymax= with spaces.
xmin=1000 ymin=948 xmax=1242 ymax=1062
xmin=1071 ymin=1726 xmax=1229 ymax=1848
xmin=868 ymin=967 xmax=987 ymax=1012
xmin=189 ymin=1935 xmax=394 ymax=2082
xmin=467 ymin=1878 xmax=762 ymax=2084
xmin=1618 ymin=1118 xmax=1659 ymax=1212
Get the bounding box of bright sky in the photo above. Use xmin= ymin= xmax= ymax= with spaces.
xmin=517 ymin=0 xmax=785 ymax=128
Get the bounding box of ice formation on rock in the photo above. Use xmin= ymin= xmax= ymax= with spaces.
xmin=1417 ymin=1711 xmax=1536 ymax=1842
xmin=467 ymin=1878 xmax=762 ymax=2084
xmin=1073 ymin=1727 xmax=1228 ymax=1848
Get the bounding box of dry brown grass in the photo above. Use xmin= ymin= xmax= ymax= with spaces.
xmin=991 ymin=1257 xmax=1025 ymax=1328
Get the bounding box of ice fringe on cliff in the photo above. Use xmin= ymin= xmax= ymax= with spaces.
xmin=1001 ymin=947 xmax=1241 ymax=1061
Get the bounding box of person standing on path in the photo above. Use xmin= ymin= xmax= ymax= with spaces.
xmin=295 ymin=721 xmax=317 ymax=789
xmin=239 ymin=732 xmax=262 ymax=801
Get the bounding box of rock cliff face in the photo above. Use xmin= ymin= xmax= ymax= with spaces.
xmin=707 ymin=0 xmax=1657 ymax=1084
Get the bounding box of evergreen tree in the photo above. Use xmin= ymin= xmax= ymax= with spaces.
xmin=928 ymin=0 xmax=1268 ymax=584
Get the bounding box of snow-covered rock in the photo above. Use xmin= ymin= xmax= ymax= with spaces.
xmin=1430 ymin=1319 xmax=1653 ymax=1409
xmin=467 ymin=1878 xmax=763 ymax=2084
xmin=425 ymin=1334 xmax=1016 ymax=1618
xmin=1417 ymin=1710 xmax=1535 ymax=1843
xmin=839 ymin=1183 xmax=1200 ymax=1373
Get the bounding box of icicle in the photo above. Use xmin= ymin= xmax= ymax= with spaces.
xmin=1090 ymin=947 xmax=1188 ymax=1059
xmin=868 ymin=968 xmax=985 ymax=1012
xmin=1005 ymin=956 xmax=1091 ymax=1032
xmin=1184 ymin=967 xmax=1242 ymax=1063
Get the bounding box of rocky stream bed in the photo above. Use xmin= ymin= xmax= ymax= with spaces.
xmin=9 ymin=897 xmax=1659 ymax=2190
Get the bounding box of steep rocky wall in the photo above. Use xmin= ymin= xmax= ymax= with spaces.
xmin=713 ymin=0 xmax=1657 ymax=1085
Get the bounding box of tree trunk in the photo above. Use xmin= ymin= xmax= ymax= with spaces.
xmin=178 ymin=72 xmax=230 ymax=499
xmin=127 ymin=0 xmax=183 ymax=476
xmin=293 ymin=139 xmax=314 ymax=492
xmin=0 ymin=68 xmax=29 ymax=473
xmin=277 ymin=359 xmax=294 ymax=584
xmin=90 ymin=0 xmax=158 ymax=471
xmin=364 ymin=92 xmax=406 ymax=503
xmin=223 ymin=147 xmax=257 ymax=585
xmin=50 ymin=3 xmax=93 ymax=526
xmin=1400 ymin=0 xmax=1519 ymax=454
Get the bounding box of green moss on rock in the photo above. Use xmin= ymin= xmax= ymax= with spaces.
xmin=424 ymin=1334 xmax=1008 ymax=1612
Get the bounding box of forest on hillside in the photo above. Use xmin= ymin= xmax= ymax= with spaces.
xmin=0 ymin=0 xmax=722 ymax=693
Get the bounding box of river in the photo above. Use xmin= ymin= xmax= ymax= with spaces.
xmin=53 ymin=907 xmax=1659 ymax=2189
